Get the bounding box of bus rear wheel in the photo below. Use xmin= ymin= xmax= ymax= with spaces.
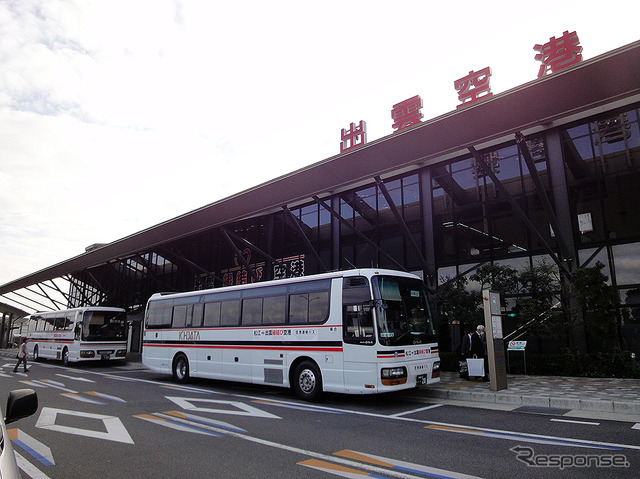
xmin=292 ymin=360 xmax=323 ymax=402
xmin=172 ymin=354 xmax=190 ymax=384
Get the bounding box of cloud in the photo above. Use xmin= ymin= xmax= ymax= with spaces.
xmin=1 ymin=0 xmax=640 ymax=291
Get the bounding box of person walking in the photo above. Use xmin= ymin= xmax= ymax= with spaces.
xmin=13 ymin=337 xmax=29 ymax=373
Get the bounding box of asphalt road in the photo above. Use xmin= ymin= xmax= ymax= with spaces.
xmin=1 ymin=358 xmax=638 ymax=479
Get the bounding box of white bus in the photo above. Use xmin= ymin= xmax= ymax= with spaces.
xmin=142 ymin=268 xmax=440 ymax=400
xmin=27 ymin=307 xmax=128 ymax=365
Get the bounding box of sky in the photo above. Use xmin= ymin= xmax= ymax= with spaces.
xmin=1 ymin=0 xmax=639 ymax=293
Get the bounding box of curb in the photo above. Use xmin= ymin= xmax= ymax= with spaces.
xmin=423 ymin=387 xmax=640 ymax=414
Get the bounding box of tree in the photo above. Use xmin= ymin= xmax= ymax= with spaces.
xmin=514 ymin=259 xmax=566 ymax=337
xmin=470 ymin=263 xmax=520 ymax=299
xmin=570 ymin=261 xmax=621 ymax=352
xmin=435 ymin=275 xmax=483 ymax=328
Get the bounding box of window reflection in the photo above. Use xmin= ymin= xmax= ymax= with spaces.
xmin=612 ymin=243 xmax=640 ymax=286
xmin=578 ymin=248 xmax=611 ymax=284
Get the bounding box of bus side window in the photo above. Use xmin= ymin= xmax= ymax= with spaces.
xmin=146 ymin=300 xmax=173 ymax=329
xmin=342 ymin=277 xmax=374 ymax=342
xmin=203 ymin=302 xmax=221 ymax=327
xmin=191 ymin=303 xmax=204 ymax=327
xmin=308 ymin=291 xmax=329 ymax=322
xmin=289 ymin=294 xmax=308 ymax=323
xmin=263 ymin=295 xmax=286 ymax=325
xmin=172 ymin=305 xmax=187 ymax=328
xmin=54 ymin=316 xmax=65 ymax=330
xmin=242 ymin=298 xmax=263 ymax=325
xmin=220 ymin=300 xmax=240 ymax=326
xmin=288 ymin=279 xmax=331 ymax=324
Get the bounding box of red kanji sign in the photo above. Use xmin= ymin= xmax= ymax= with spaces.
xmin=340 ymin=120 xmax=367 ymax=153
xmin=454 ymin=67 xmax=493 ymax=109
xmin=534 ymin=30 xmax=583 ymax=78
xmin=391 ymin=95 xmax=423 ymax=132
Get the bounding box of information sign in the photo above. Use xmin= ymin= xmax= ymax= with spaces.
xmin=507 ymin=341 xmax=527 ymax=351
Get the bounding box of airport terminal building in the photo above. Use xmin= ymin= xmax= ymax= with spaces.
xmin=2 ymin=39 xmax=639 ymax=356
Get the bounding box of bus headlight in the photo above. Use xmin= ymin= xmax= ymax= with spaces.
xmin=80 ymin=350 xmax=95 ymax=358
xmin=381 ymin=366 xmax=407 ymax=386
xmin=432 ymin=361 xmax=440 ymax=378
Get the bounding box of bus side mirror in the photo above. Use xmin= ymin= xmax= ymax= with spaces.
xmin=361 ymin=300 xmax=387 ymax=312
xmin=361 ymin=300 xmax=374 ymax=313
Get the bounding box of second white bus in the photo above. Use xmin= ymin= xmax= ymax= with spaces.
xmin=27 ymin=307 xmax=128 ymax=365
xmin=142 ymin=268 xmax=440 ymax=400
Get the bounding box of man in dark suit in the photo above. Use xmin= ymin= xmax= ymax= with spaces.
xmin=471 ymin=328 xmax=484 ymax=358
xmin=473 ymin=325 xmax=489 ymax=381
xmin=461 ymin=327 xmax=474 ymax=359
xmin=459 ymin=326 xmax=474 ymax=378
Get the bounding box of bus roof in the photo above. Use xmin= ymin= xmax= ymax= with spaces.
xmin=31 ymin=306 xmax=126 ymax=316
xmin=148 ymin=268 xmax=422 ymax=302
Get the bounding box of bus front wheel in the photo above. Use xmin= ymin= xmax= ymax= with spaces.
xmin=62 ymin=348 xmax=69 ymax=366
xmin=33 ymin=345 xmax=41 ymax=361
xmin=172 ymin=354 xmax=190 ymax=384
xmin=292 ymin=360 xmax=323 ymax=402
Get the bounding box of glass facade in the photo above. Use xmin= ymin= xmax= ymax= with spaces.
xmin=562 ymin=106 xmax=640 ymax=343
xmin=62 ymin=101 xmax=640 ymax=355
xmin=433 ymin=138 xmax=549 ymax=271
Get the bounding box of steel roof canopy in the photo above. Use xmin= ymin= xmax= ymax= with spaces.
xmin=2 ymin=39 xmax=639 ymax=295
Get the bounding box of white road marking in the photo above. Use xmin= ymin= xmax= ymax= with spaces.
xmin=15 ymin=452 xmax=53 ymax=479
xmin=40 ymin=379 xmax=66 ymax=387
xmin=9 ymin=429 xmax=55 ymax=466
xmin=390 ymin=404 xmax=444 ymax=417
xmin=252 ymin=399 xmax=345 ymax=414
xmin=550 ymin=418 xmax=600 ymax=426
xmin=134 ymin=413 xmax=224 ymax=437
xmin=85 ymin=391 xmax=126 ymax=403
xmin=38 ymin=368 xmax=640 ymax=453
xmin=19 ymin=380 xmax=49 ymax=388
xmin=56 ymin=374 xmax=95 ymax=382
xmin=161 ymin=384 xmax=214 ymax=394
xmin=166 ymin=396 xmax=281 ymax=419
xmin=61 ymin=393 xmax=107 ymax=405
xmin=161 ymin=411 xmax=247 ymax=433
xmin=424 ymin=423 xmax=640 ymax=451
xmin=35 ymin=407 xmax=134 ymax=444
xmin=302 ymin=450 xmax=483 ymax=479
xmin=155 ymin=413 xmax=474 ymax=479
xmin=30 ymin=380 xmax=77 ymax=393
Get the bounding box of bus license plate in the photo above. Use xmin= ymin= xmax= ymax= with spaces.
xmin=101 ymin=354 xmax=110 ymax=360
xmin=416 ymin=374 xmax=428 ymax=385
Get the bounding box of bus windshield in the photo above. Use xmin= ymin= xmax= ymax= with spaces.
xmin=372 ymin=275 xmax=436 ymax=347
xmin=81 ymin=310 xmax=128 ymax=341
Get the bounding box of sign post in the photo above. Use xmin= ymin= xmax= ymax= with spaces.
xmin=483 ymin=290 xmax=508 ymax=391
xmin=507 ymin=340 xmax=528 ymax=374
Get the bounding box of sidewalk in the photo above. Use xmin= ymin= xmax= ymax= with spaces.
xmin=418 ymin=371 xmax=640 ymax=417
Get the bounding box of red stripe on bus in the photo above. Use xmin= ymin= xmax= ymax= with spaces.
xmin=145 ymin=324 xmax=342 ymax=333
xmin=143 ymin=343 xmax=343 ymax=352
